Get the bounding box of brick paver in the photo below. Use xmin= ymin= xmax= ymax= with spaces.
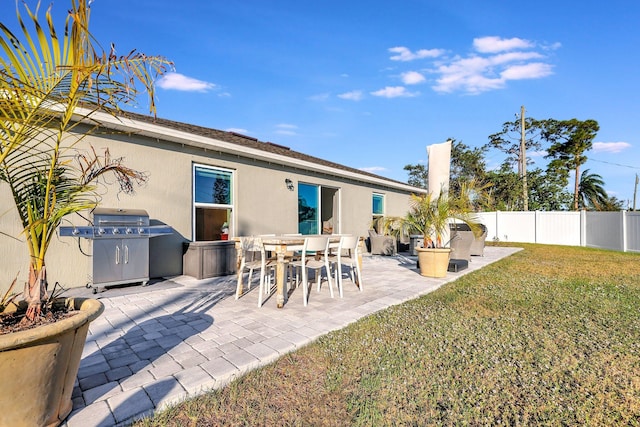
xmin=63 ymin=247 xmax=520 ymax=426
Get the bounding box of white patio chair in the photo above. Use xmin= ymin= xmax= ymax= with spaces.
xmin=289 ymin=236 xmax=334 ymax=306
xmin=334 ymin=235 xmax=363 ymax=296
xmin=236 ymin=236 xmax=276 ymax=307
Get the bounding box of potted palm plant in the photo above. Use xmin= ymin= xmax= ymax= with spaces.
xmin=0 ymin=1 xmax=171 ymax=425
xmin=384 ymin=190 xmax=480 ymax=277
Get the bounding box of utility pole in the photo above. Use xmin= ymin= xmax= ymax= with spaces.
xmin=520 ymin=105 xmax=528 ymax=211
xmin=634 ymin=173 xmax=638 ymax=211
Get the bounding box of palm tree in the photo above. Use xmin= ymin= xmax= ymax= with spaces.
xmin=543 ymin=118 xmax=600 ymax=211
xmin=1 ymin=0 xmax=172 ymax=321
xmin=383 ymin=191 xmax=480 ymax=248
xmin=578 ymin=169 xmax=608 ymax=210
xmin=598 ymin=195 xmax=624 ymax=211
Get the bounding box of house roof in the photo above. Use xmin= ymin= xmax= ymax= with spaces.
xmin=79 ymin=107 xmax=425 ymax=193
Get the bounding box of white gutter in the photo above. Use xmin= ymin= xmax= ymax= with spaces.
xmin=76 ymin=107 xmax=425 ymax=193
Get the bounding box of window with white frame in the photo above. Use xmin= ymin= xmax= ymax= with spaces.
xmin=372 ymin=193 xmax=385 ymax=231
xmin=193 ymin=164 xmax=233 ymax=241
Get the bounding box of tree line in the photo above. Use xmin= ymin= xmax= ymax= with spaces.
xmin=405 ymin=116 xmax=624 ymax=211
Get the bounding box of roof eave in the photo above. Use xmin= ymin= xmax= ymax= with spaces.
xmin=75 ymin=107 xmax=426 ymax=194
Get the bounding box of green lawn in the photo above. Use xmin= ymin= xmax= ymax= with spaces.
xmin=133 ymin=244 xmax=640 ymax=426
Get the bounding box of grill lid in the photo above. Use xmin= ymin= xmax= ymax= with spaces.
xmin=93 ymin=208 xmax=149 ymax=226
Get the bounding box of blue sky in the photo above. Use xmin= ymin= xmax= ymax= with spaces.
xmin=5 ymin=1 xmax=640 ymax=207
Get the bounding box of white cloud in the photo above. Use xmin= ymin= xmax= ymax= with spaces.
xmin=359 ymin=166 xmax=387 ymax=173
xmin=501 ymin=63 xmax=554 ymax=80
xmin=370 ymin=86 xmax=419 ymax=98
xmin=338 ymin=90 xmax=364 ymax=101
xmin=389 ymin=46 xmax=444 ymax=61
xmin=309 ymin=93 xmax=330 ymax=101
xmin=401 ymin=71 xmax=426 ymax=85
xmin=275 ymin=123 xmax=298 ymax=136
xmin=376 ymin=36 xmax=556 ymax=95
xmin=157 ymin=72 xmax=216 ymax=92
xmin=529 ymin=150 xmax=548 ymax=158
xmin=473 ymin=36 xmax=534 ymax=53
xmin=542 ymin=42 xmax=563 ymax=51
xmin=490 ymin=51 xmax=544 ymax=65
xmin=225 ymin=128 xmax=249 ymax=134
xmin=433 ymin=57 xmax=506 ymax=94
xmin=593 ymin=141 xmax=632 ymax=153
xmin=429 ymin=36 xmax=556 ymax=94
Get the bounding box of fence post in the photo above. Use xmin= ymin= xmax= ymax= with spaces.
xmin=622 ymin=210 xmax=628 ymax=252
xmin=580 ymin=210 xmax=586 ymax=247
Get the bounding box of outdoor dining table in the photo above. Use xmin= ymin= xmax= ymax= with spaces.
xmin=234 ymin=235 xmax=341 ymax=308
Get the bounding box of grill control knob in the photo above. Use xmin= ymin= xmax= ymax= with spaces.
xmin=98 ymin=228 xmax=106 ymax=235
xmin=72 ymin=228 xmax=80 ymax=236
xmin=112 ymin=228 xmax=120 ymax=235
xmin=138 ymin=228 xmax=145 ymax=235
xmin=126 ymin=228 xmax=133 ymax=234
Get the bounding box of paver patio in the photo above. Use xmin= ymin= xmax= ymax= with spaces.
xmin=63 ymin=246 xmax=520 ymax=426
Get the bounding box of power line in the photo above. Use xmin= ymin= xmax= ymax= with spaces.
xmin=589 ymin=158 xmax=640 ymax=170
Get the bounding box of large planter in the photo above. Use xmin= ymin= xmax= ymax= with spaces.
xmin=0 ymin=297 xmax=104 ymax=427
xmin=416 ymin=247 xmax=451 ymax=278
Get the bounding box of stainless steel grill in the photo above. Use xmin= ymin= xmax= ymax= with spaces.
xmin=59 ymin=208 xmax=173 ymax=292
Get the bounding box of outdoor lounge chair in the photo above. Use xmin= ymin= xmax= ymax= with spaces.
xmin=367 ymin=229 xmax=397 ymax=255
xmin=449 ymin=228 xmax=474 ymax=262
xmin=470 ymin=224 xmax=487 ymax=256
xmin=450 ymin=222 xmax=487 ymax=256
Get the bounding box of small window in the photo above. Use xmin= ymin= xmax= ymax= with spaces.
xmin=193 ymin=165 xmax=233 ymax=241
xmin=195 ymin=166 xmax=232 ymax=205
xmin=372 ymin=193 xmax=384 ymax=216
xmin=372 ymin=193 xmax=385 ymax=231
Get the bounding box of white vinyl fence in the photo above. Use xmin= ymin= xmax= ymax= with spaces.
xmin=476 ymin=211 xmax=640 ymax=253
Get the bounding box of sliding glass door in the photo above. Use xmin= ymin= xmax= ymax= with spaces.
xmin=298 ymin=182 xmax=339 ymax=235
xmin=298 ymin=183 xmax=319 ymax=234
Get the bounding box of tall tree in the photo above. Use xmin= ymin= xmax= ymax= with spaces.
xmin=487 ymin=117 xmax=544 ymax=169
xmin=403 ymin=163 xmax=428 ymax=189
xmin=526 ymin=168 xmax=572 ymax=211
xmin=578 ymin=169 xmax=608 ymax=210
xmin=486 ymin=115 xmax=543 ymax=210
xmin=542 ymin=119 xmax=600 ymax=211
xmin=450 ymin=139 xmax=487 ymax=194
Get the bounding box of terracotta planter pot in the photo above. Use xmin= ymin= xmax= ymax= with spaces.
xmin=0 ymin=297 xmax=104 ymax=427
xmin=416 ymin=247 xmax=451 ymax=277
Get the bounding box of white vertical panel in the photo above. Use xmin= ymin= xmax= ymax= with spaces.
xmin=535 ymin=211 xmax=581 ymax=245
xmin=476 ymin=211 xmax=637 ymax=251
xmin=476 ymin=212 xmax=497 ymax=242
xmin=585 ymin=211 xmax=623 ymax=251
xmin=626 ymin=211 xmax=640 ymax=252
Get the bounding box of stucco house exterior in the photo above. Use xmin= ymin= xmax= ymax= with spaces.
xmin=0 ymin=109 xmax=424 ymax=291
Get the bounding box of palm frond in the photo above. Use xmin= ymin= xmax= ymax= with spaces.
xmin=1 ymin=0 xmax=171 ymax=313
